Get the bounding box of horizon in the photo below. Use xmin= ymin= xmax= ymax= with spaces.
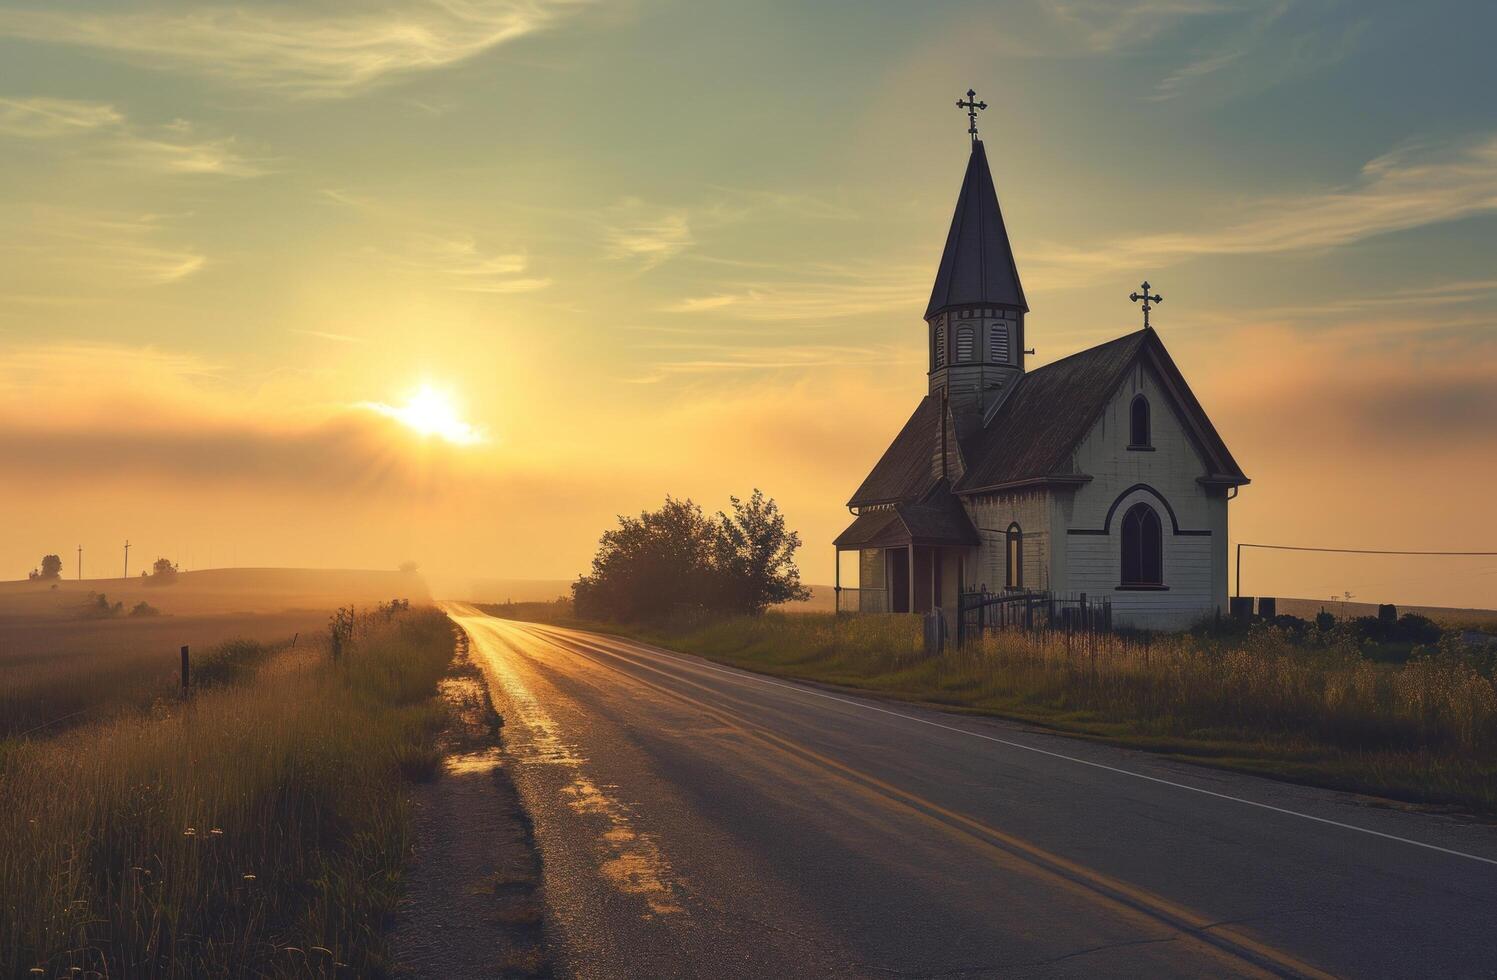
xmin=3 ymin=0 xmax=1496 ymax=609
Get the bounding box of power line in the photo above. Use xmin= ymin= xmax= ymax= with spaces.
xmin=1240 ymin=543 xmax=1497 ymax=557
xmin=1235 ymin=542 xmax=1497 ymax=598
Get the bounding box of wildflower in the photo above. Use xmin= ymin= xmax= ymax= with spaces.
xmin=183 ymin=827 xmax=196 ymax=837
xmin=208 ymin=828 xmax=224 ymax=837
xmin=242 ymin=873 xmax=257 ymax=881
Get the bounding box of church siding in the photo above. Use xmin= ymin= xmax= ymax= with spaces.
xmin=1060 ymin=363 xmax=1223 ymax=629
xmin=961 ymin=491 xmax=1051 ymax=592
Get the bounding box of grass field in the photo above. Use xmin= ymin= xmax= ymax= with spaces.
xmin=0 ymin=611 xmax=330 ymax=738
xmin=486 ymin=601 xmax=1497 ymax=815
xmin=1 ymin=606 xmax=456 ymax=978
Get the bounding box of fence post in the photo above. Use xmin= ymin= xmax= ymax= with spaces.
xmin=180 ymin=645 xmax=190 ymax=698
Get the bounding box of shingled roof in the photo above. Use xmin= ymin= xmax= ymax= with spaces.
xmin=925 ymin=139 xmax=1027 ymax=319
xmin=845 ymin=395 xmax=943 ymax=508
xmin=845 ymin=329 xmax=1248 ymax=508
xmin=953 ymin=331 xmax=1149 ymax=492
xmin=834 ymin=483 xmax=979 ymax=550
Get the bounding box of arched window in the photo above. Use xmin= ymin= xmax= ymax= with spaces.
xmin=934 ymin=324 xmax=947 ymax=369
xmin=1129 ymin=395 xmax=1151 ymax=448
xmin=1005 ymin=522 xmax=1023 ymax=590
xmin=956 ymin=325 xmax=974 ymax=361
xmin=1120 ymin=503 xmax=1163 ymax=587
xmin=988 ymin=323 xmax=1009 ymax=363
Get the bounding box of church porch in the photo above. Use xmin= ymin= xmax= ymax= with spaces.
xmin=832 ymin=504 xmax=977 ymax=619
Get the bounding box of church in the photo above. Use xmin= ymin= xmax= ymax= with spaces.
xmin=834 ymin=100 xmax=1249 ymax=631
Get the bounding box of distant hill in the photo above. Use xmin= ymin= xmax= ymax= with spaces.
xmin=0 ymin=567 xmax=429 ymax=618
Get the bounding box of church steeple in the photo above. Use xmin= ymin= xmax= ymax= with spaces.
xmin=926 ymin=139 xmax=1027 ymax=318
xmin=926 ymin=132 xmax=1028 ymax=416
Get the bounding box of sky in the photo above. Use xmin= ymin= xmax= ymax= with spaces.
xmin=1 ymin=0 xmax=1495 ymax=607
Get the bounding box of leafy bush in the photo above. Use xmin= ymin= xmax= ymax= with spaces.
xmin=573 ymin=490 xmax=809 ymax=621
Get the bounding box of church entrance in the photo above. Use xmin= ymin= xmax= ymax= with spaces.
xmin=888 ymin=548 xmax=910 ymax=614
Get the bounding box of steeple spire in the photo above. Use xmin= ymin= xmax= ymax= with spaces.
xmin=925 ymin=139 xmax=1027 ymax=319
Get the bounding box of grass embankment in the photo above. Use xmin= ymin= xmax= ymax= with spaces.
xmin=487 ymin=602 xmax=1497 ymax=814
xmin=1 ymin=607 xmax=456 ymax=978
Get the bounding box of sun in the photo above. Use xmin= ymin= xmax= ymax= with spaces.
xmin=364 ymin=384 xmax=484 ymax=445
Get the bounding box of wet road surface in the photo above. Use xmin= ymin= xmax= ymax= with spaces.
xmin=442 ymin=605 xmax=1497 ymax=979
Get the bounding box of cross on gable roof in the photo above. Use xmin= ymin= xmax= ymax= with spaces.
xmin=846 ymin=329 xmax=1247 ymax=509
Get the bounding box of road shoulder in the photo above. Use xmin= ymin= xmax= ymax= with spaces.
xmin=390 ymin=625 xmax=551 ymax=979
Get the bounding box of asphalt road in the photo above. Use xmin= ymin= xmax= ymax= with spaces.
xmin=442 ymin=604 xmax=1497 ymax=979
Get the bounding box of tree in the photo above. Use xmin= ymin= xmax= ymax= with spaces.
xmin=710 ymin=490 xmax=811 ymax=615
xmin=572 ymin=497 xmax=717 ymax=622
xmin=572 ymin=491 xmax=811 ymax=622
xmin=150 ymin=557 xmax=179 ymax=584
xmin=34 ymin=554 xmax=62 ymax=580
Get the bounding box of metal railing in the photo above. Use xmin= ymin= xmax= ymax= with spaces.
xmin=835 ymin=587 xmax=889 ymax=614
xmin=957 ymin=588 xmax=1112 ymax=644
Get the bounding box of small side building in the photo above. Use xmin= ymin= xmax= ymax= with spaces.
xmin=835 ymin=138 xmax=1248 ymax=631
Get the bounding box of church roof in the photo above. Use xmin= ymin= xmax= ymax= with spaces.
xmin=954 ymin=331 xmax=1150 ymax=492
xmin=925 ymin=139 xmax=1028 ymax=319
xmin=846 ymin=329 xmax=1248 ymax=508
xmin=835 ymin=482 xmax=979 ymax=549
xmin=845 ymin=395 xmax=943 ymax=508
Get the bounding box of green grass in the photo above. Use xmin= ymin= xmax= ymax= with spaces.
xmin=1 ymin=607 xmax=456 ymax=978
xmin=488 ymin=603 xmax=1497 ymax=815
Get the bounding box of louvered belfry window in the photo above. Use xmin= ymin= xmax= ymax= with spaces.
xmin=934 ymin=323 xmax=947 ymax=368
xmin=956 ymin=326 xmax=974 ymax=362
xmin=989 ymin=322 xmax=1009 ymax=363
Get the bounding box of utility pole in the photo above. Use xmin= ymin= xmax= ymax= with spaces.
xmin=123 ymin=539 xmax=130 ymax=580
xmin=77 ymin=545 xmax=83 ymax=581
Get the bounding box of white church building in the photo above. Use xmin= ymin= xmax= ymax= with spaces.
xmin=834 ymin=124 xmax=1249 ymax=631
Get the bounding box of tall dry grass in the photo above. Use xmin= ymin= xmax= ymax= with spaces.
xmin=0 ymin=607 xmax=455 ymax=978
xmin=0 ymin=611 xmax=329 ymax=738
xmin=580 ymin=611 xmax=1497 ymax=811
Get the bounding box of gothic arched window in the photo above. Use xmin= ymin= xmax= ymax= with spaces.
xmin=1120 ymin=503 xmax=1163 ymax=587
xmin=1129 ymin=395 xmax=1151 ymax=448
xmin=956 ymin=326 xmax=974 ymax=362
xmin=1006 ymin=522 xmax=1023 ymax=590
xmin=934 ymin=324 xmax=947 ymax=369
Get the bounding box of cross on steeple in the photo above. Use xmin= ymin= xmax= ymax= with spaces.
xmin=955 ymin=88 xmax=987 ymax=142
xmin=1130 ymin=280 xmax=1162 ymax=330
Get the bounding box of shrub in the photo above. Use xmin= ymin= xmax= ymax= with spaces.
xmin=573 ymin=490 xmax=809 ymax=621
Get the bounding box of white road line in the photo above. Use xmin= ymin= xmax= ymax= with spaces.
xmin=515 ymin=620 xmax=1497 ymax=870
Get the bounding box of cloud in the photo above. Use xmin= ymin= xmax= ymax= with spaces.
xmin=660 ymin=261 xmax=929 ymax=321
xmin=603 ymin=198 xmax=693 ymax=267
xmin=0 ymin=96 xmax=265 ymax=176
xmin=1030 ymin=134 xmax=1497 ymax=285
xmin=0 ymin=208 xmax=206 ymax=286
xmin=1040 ymin=0 xmax=1236 ymax=53
xmin=0 ymin=1 xmax=592 ymax=98
xmin=364 ymin=233 xmax=552 ymax=293
xmin=0 ymin=342 xmax=493 ymax=495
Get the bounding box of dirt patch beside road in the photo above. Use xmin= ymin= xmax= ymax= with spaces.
xmin=391 ymin=627 xmax=550 ymax=978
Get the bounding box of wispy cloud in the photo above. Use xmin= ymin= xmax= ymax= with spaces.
xmin=660 ymin=260 xmax=928 ymax=321
xmin=372 ymin=233 xmax=552 ymax=293
xmin=1041 ymin=0 xmax=1235 ymax=53
xmin=0 ymin=1 xmax=592 ymax=98
xmin=603 ymin=198 xmax=694 ymax=267
xmin=0 ymin=208 xmax=207 ymax=286
xmin=1030 ymin=134 xmax=1497 ymax=285
xmin=0 ymin=96 xmax=265 ymax=176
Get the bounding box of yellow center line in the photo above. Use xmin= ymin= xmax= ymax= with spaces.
xmin=507 ymin=618 xmax=1336 ymax=980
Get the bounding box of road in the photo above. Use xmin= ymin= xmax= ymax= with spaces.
xmin=442 ymin=604 xmax=1497 ymax=979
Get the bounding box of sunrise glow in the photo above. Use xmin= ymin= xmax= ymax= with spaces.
xmin=363 ymin=385 xmax=484 ymax=446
